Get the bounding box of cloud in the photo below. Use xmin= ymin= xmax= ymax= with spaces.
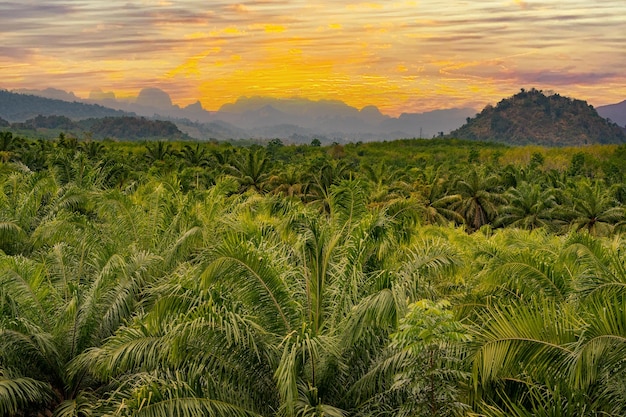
xmin=1 ymin=0 xmax=625 ymax=113
xmin=518 ymin=70 xmax=621 ymax=86
xmin=225 ymin=4 xmax=250 ymax=13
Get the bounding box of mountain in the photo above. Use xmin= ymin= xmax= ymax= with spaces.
xmin=0 ymin=89 xmax=129 ymax=122
xmin=214 ymin=96 xmax=475 ymax=141
xmin=5 ymin=87 xmax=477 ymax=142
xmin=14 ymin=87 xmax=82 ymax=102
xmin=135 ymin=87 xmax=173 ymax=110
xmin=597 ymin=100 xmax=626 ymax=128
xmin=450 ymin=89 xmax=626 ymax=146
xmin=85 ymin=87 xmax=215 ymax=123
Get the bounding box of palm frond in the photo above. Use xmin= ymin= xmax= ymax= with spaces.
xmin=0 ymin=371 xmax=53 ymax=416
xmin=470 ymin=299 xmax=579 ymax=388
xmin=200 ymin=234 xmax=300 ymax=334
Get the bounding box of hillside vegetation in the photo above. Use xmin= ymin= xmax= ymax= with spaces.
xmin=9 ymin=114 xmax=189 ymax=141
xmin=451 ymin=88 xmax=626 ymax=146
xmin=0 ymin=89 xmax=128 ymax=121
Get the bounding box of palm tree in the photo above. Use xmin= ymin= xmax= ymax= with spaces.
xmin=360 ymin=160 xmax=410 ymax=204
xmin=269 ymin=164 xmax=307 ymax=198
xmin=228 ymin=148 xmax=272 ymax=193
xmin=0 ymin=220 xmax=162 ymax=415
xmin=180 ymin=142 xmax=212 ymax=167
xmin=565 ymin=179 xmax=625 ymax=236
xmin=0 ymin=169 xmax=220 ymax=416
xmin=0 ymin=131 xmax=22 ymax=163
xmin=79 ymin=140 xmax=106 ymax=160
xmin=495 ymin=181 xmax=558 ymax=230
xmin=452 ymin=169 xmax=505 ymax=232
xmin=20 ymin=139 xmax=52 ymax=171
xmin=304 ymin=160 xmax=351 ymax=213
xmin=144 ymin=141 xmax=176 ymax=164
xmin=414 ymin=175 xmax=462 ymax=226
xmin=467 ymin=230 xmax=626 ymax=416
xmin=76 ymin=180 xmax=417 ymax=416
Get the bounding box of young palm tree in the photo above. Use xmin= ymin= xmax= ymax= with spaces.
xmin=414 ymin=175 xmax=462 ymax=226
xmin=467 ymin=231 xmax=626 ymax=416
xmin=268 ymin=164 xmax=307 ymax=198
xmin=452 ymin=169 xmax=505 ymax=232
xmin=565 ymin=179 xmax=625 ymax=236
xmin=304 ymin=160 xmax=351 ymax=213
xmin=75 ymin=180 xmax=418 ymax=416
xmin=360 ymin=160 xmax=409 ymax=204
xmin=228 ymin=148 xmax=272 ymax=193
xmin=495 ymin=181 xmax=558 ymax=230
xmin=180 ymin=142 xmax=212 ymax=167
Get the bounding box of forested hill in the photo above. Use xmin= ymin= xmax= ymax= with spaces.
xmin=7 ymin=114 xmax=189 ymax=141
xmin=0 ymin=89 xmax=128 ymax=121
xmin=450 ymin=89 xmax=626 ymax=146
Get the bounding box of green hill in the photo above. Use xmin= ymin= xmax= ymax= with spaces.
xmin=450 ymin=89 xmax=626 ymax=146
xmin=8 ymin=114 xmax=189 ymax=141
xmin=0 ymin=89 xmax=128 ymax=121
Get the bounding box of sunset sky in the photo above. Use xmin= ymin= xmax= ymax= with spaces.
xmin=1 ymin=0 xmax=625 ymax=116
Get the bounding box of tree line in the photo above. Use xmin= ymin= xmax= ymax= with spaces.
xmin=2 ymin=132 xmax=626 ymax=236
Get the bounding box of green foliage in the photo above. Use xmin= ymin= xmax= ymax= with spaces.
xmin=390 ymin=299 xmax=470 ymax=417
xmin=1 ymin=135 xmax=626 ymax=416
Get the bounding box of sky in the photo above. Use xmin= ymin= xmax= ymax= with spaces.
xmin=1 ymin=0 xmax=625 ymax=116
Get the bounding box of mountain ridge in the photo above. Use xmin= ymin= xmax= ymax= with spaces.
xmin=3 ymin=87 xmax=475 ymax=142
xmin=5 ymin=87 xmax=624 ymax=145
xmin=0 ymin=89 xmax=129 ymax=122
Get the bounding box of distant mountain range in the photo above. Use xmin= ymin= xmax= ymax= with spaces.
xmin=2 ymin=87 xmax=625 ymax=145
xmin=451 ymin=89 xmax=626 ymax=146
xmin=4 ymin=87 xmax=476 ymax=143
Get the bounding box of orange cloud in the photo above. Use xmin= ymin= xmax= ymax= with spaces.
xmin=2 ymin=0 xmax=625 ymax=114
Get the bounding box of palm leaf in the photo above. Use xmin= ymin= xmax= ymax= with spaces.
xmin=0 ymin=371 xmax=53 ymax=416
xmin=200 ymin=234 xmax=299 ymax=334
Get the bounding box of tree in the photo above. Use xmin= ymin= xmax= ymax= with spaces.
xmin=566 ymin=179 xmax=625 ymax=236
xmin=227 ymin=148 xmax=272 ymax=193
xmin=304 ymin=160 xmax=350 ymax=213
xmin=414 ymin=175 xmax=462 ymax=226
xmin=467 ymin=230 xmax=626 ymax=416
xmin=389 ymin=299 xmax=470 ymax=417
xmin=452 ymin=169 xmax=505 ymax=232
xmin=180 ymin=142 xmax=212 ymax=167
xmin=144 ymin=141 xmax=175 ymax=164
xmin=495 ymin=182 xmax=558 ymax=230
xmin=360 ymin=160 xmax=409 ymax=204
xmin=77 ymin=180 xmax=416 ymax=417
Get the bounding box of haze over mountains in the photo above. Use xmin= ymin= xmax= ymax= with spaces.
xmin=3 ymin=87 xmax=625 ymax=145
xmin=597 ymin=100 xmax=626 ymax=128
xmin=9 ymin=87 xmax=475 ymax=143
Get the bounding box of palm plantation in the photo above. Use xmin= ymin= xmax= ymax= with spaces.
xmin=0 ymin=136 xmax=626 ymax=416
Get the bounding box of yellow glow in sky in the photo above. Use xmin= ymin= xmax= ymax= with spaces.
xmin=1 ymin=0 xmax=625 ymax=115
